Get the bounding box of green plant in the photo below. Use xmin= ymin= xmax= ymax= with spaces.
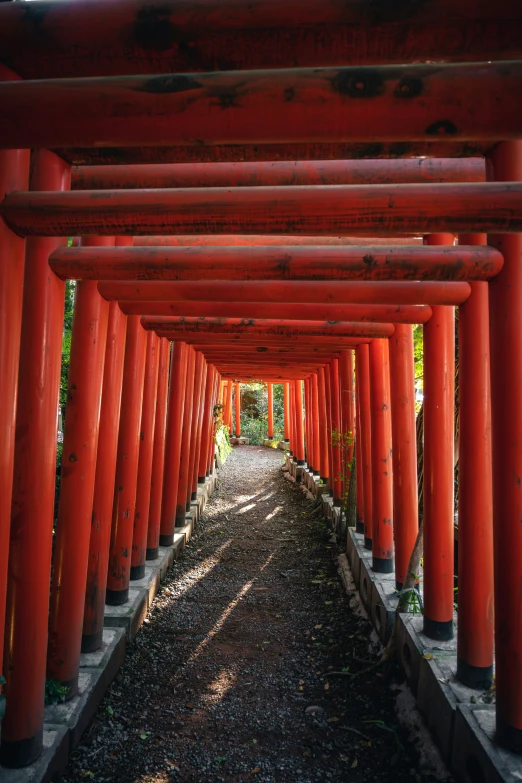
xmin=331 ymin=428 xmax=355 ymax=515
xmin=45 ymin=678 xmax=70 ymax=706
xmin=215 ymin=423 xmax=233 ymax=465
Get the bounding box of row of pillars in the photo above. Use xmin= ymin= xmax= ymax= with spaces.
xmin=0 ymin=151 xmax=224 ymax=769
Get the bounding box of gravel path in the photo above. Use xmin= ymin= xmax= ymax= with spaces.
xmin=63 ymin=446 xmax=451 ymax=783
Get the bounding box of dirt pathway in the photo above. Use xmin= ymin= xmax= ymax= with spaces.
xmin=63 ymin=446 xmax=450 ymax=783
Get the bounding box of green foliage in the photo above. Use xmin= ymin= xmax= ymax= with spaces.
xmin=413 ymin=324 xmax=423 ymax=414
xmin=236 ymin=382 xmax=285 ymax=444
xmin=45 ymin=679 xmax=70 ymax=706
xmin=331 ymin=428 xmax=355 ymax=511
xmin=215 ymin=423 xmax=233 ymax=465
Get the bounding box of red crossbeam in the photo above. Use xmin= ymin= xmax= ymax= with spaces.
xmin=49 ymin=244 xmax=502 ymax=282
xmin=141 ymin=317 xmax=394 ymax=338
xmin=0 ymin=0 xmax=519 ymax=79
xmin=98 ymin=280 xmax=471 ymax=305
xmin=0 ymin=63 xmax=520 ymax=150
xmin=3 ymin=184 xmax=521 ymax=237
xmin=117 ymin=302 xmax=432 ymax=323
xmin=71 ymin=159 xmax=485 ymax=190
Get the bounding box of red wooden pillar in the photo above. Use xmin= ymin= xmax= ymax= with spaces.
xmin=487 ymin=141 xmax=522 ymax=750
xmin=389 ymin=324 xmax=418 ymax=589
xmin=147 ymin=338 xmax=170 ymax=559
xmin=160 ymin=341 xmax=188 ymax=544
xmin=82 ymin=301 xmax=127 ymax=652
xmin=324 ymin=365 xmax=335 ymax=493
xmin=131 ymin=331 xmax=160 ymax=580
xmin=423 ymin=233 xmax=455 ymax=641
xmin=317 ymin=368 xmax=329 ymax=483
xmin=226 ymin=379 xmax=234 ymax=435
xmin=176 ymin=347 xmax=196 ymax=525
xmin=304 ymin=378 xmax=312 ymax=469
xmin=356 ymin=345 xmax=373 ymax=549
xmin=283 ymin=382 xmax=291 ymax=444
xmin=330 ymin=359 xmax=342 ymax=505
xmin=0 ymin=71 xmax=29 ymax=741
xmin=369 ymin=338 xmax=394 ymax=573
xmin=290 ymin=381 xmax=297 ymax=457
xmin=267 ymin=382 xmax=274 ymax=439
xmin=0 ymin=150 xmax=62 ymax=769
xmin=355 ymin=378 xmax=365 ymax=534
xmin=106 ymin=315 xmax=147 ymax=605
xmin=456 ymin=233 xmax=494 ymax=688
xmin=207 ymin=370 xmax=220 ymax=476
xmin=189 ymin=355 xmax=207 ymax=501
xmin=47 ymin=242 xmax=111 ymax=694
xmin=311 ymin=373 xmax=321 ymax=476
xmin=235 ymin=381 xmax=241 ymax=437
xmin=198 ymin=365 xmax=216 ymax=483
xmin=339 ymin=350 xmax=355 ymax=499
xmin=294 ymin=380 xmax=305 ymax=465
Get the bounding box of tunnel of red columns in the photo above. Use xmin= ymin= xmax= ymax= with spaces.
xmin=2 ymin=22 xmax=522 ymax=767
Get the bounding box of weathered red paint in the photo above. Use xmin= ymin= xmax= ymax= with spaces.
xmin=1 ymin=0 xmax=519 ymax=79
xmin=131 ymin=331 xmax=160 ymax=580
xmin=487 ymin=141 xmax=522 ymax=750
xmin=0 ymin=149 xmax=64 ymax=768
xmin=369 ymin=338 xmax=394 ymax=573
xmin=106 ymin=316 xmax=147 ymax=605
xmin=0 ymin=63 xmax=521 ymax=151
xmin=423 ymin=234 xmax=455 ymax=641
xmin=146 ymin=337 xmax=171 ymax=559
xmin=118 ymin=301 xmax=433 ymax=324
xmin=356 ymin=344 xmax=373 ymax=547
xmin=160 ymin=341 xmax=188 ymax=545
xmin=141 ymin=317 xmax=394 ymax=339
xmin=72 ymin=159 xmax=485 ymax=190
xmin=135 ymin=235 xmax=424 ymax=246
xmin=5 ymin=183 xmax=522 ymax=237
xmin=98 ymin=280 xmax=471 ymax=306
xmin=53 ymin=141 xmax=493 ymax=167
xmin=82 ymin=301 xmax=128 ymax=654
xmin=457 ymin=234 xmax=494 ymax=688
xmin=50 ymin=243 xmax=503 ymax=282
xmin=47 ymin=268 xmax=110 ymax=695
xmin=388 ymin=324 xmax=418 ymax=589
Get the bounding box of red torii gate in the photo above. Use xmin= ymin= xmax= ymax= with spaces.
xmin=0 ymin=3 xmax=521 ymax=769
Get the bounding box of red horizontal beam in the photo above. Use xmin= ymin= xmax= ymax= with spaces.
xmin=141 ymin=317 xmax=394 ymax=338
xmin=4 ymin=184 xmax=522 ymax=238
xmin=134 ymin=235 xmax=423 ymax=246
xmin=192 ymin=344 xmax=347 ymax=354
xmin=98 ymin=280 xmax=470 ymax=306
xmin=49 ymin=244 xmax=502 ymax=282
xmin=60 ymin=141 xmax=490 ymax=166
xmin=1 ymin=1 xmax=519 ymax=81
xmin=0 ymin=63 xmax=520 ymax=150
xmin=156 ymin=332 xmax=371 ymax=345
xmin=72 ymin=159 xmax=485 ymax=190
xmin=117 ymin=301 xmax=432 ymax=324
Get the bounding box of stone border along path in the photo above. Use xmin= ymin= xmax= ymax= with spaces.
xmin=62 ymin=445 xmax=452 ymax=783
